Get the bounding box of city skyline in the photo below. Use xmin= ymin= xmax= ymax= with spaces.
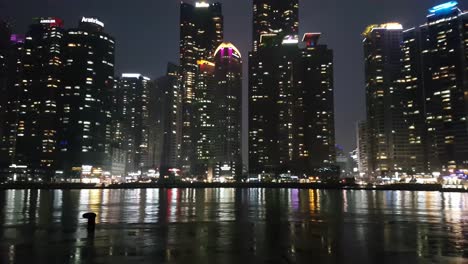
xmin=360 ymin=1 xmax=468 ymax=177
xmin=1 ymin=0 xmax=451 ymax=153
xmin=0 ymin=2 xmax=466 ymax=263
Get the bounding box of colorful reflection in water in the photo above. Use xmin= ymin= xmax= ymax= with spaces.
xmin=0 ymin=189 xmax=466 ymax=263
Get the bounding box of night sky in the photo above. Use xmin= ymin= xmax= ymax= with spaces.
xmin=0 ymin=0 xmax=450 ymax=155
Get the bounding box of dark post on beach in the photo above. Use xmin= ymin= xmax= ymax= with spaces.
xmin=82 ymin=212 xmax=97 ymax=233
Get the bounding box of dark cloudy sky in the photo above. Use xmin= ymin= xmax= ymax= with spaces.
xmin=0 ymin=0 xmax=453 ymax=155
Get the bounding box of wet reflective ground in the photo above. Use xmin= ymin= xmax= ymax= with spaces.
xmin=0 ymin=189 xmax=467 ymax=263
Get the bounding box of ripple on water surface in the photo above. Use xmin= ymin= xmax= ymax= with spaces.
xmin=0 ymin=189 xmax=466 ymax=263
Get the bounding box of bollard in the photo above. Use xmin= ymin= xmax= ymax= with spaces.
xmin=82 ymin=212 xmax=97 ymax=233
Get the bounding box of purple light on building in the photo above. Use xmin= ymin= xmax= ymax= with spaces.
xmin=228 ymin=47 xmax=233 ymax=57
xmin=10 ymin=34 xmax=25 ymax=44
xmin=220 ymin=47 xmax=225 ymax=57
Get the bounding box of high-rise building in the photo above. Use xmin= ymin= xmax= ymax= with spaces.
xmin=151 ymin=65 xmax=179 ymax=173
xmin=113 ymin=74 xmax=151 ymax=175
xmin=418 ymin=2 xmax=468 ymax=173
xmin=179 ymin=2 xmax=223 ymax=175
xmin=252 ymin=0 xmax=299 ymax=51
xmin=363 ymin=23 xmax=404 ymax=177
xmin=213 ymin=43 xmax=242 ymax=180
xmin=0 ymin=20 xmax=9 ymax=49
xmin=249 ymin=0 xmax=297 ymax=176
xmin=295 ymin=33 xmax=335 ymax=173
xmin=249 ymin=32 xmax=336 ymax=177
xmin=0 ymin=21 xmax=9 ymax=73
xmin=192 ymin=59 xmax=216 ymax=177
xmin=398 ymin=28 xmax=427 ymax=174
xmin=249 ymin=34 xmax=294 ymax=175
xmin=151 ymin=63 xmax=182 ymax=176
xmin=356 ymin=121 xmax=370 ymax=177
xmin=249 ymin=0 xmax=335 ymax=177
xmin=58 ymin=17 xmax=114 ymax=179
xmin=0 ymin=34 xmax=25 ymax=178
xmin=12 ymin=18 xmax=65 ymax=180
xmin=362 ymin=2 xmax=467 ymax=176
xmin=0 ymin=20 xmax=11 ymax=169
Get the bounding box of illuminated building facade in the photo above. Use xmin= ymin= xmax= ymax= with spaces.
xmin=252 ymin=0 xmax=299 ymax=51
xmin=356 ymin=121 xmax=370 ymax=177
xmin=249 ymin=0 xmax=300 ymax=176
xmin=58 ymin=17 xmax=114 ymax=179
xmin=249 ymin=0 xmax=335 ymax=177
xmin=12 ymin=18 xmax=65 ymax=179
xmin=398 ymin=28 xmax=427 ymax=174
xmin=295 ymin=34 xmax=335 ymax=172
xmin=193 ymin=59 xmax=216 ymax=177
xmin=249 ymin=33 xmax=335 ymax=176
xmin=0 ymin=21 xmax=8 ymax=85
xmin=363 ymin=23 xmax=404 ymax=177
xmin=179 ymin=2 xmax=223 ymax=175
xmin=362 ymin=1 xmax=468 ymax=176
xmin=418 ymin=2 xmax=468 ymax=172
xmin=152 ymin=63 xmax=182 ymax=175
xmin=0 ymin=20 xmax=11 ymax=168
xmin=114 ymin=74 xmax=151 ymax=174
xmin=213 ymin=43 xmax=242 ymax=180
xmin=249 ymin=34 xmax=289 ymax=175
xmin=0 ymin=34 xmax=25 ymax=178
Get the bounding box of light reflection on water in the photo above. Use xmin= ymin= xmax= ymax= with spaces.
xmin=0 ymin=189 xmax=466 ymax=263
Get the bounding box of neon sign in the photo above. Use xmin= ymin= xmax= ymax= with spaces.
xmin=81 ymin=17 xmax=105 ymax=27
xmin=40 ymin=19 xmax=56 ymax=24
xmin=195 ymin=2 xmax=210 ymax=8
xmin=428 ymin=1 xmax=458 ymax=13
xmin=282 ymin=35 xmax=299 ymax=45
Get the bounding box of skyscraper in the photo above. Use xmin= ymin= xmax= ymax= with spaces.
xmin=418 ymin=2 xmax=468 ymax=173
xmin=294 ymin=33 xmax=335 ymax=173
xmin=398 ymin=28 xmax=427 ymax=174
xmin=249 ymin=0 xmax=300 ymax=176
xmin=249 ymin=0 xmax=336 ymax=178
xmin=13 ymin=18 xmax=65 ymax=180
xmin=114 ymin=74 xmax=151 ymax=175
xmin=362 ymin=2 xmax=468 ymax=177
xmin=363 ymin=23 xmax=404 ymax=177
xmin=213 ymin=43 xmax=242 ymax=180
xmin=192 ymin=59 xmax=216 ymax=177
xmin=252 ymin=0 xmax=299 ymax=51
xmin=356 ymin=121 xmax=370 ymax=177
xmin=0 ymin=34 xmax=25 ymax=179
xmin=58 ymin=17 xmax=115 ymax=179
xmin=249 ymin=34 xmax=295 ymax=175
xmin=179 ymin=2 xmax=223 ymax=175
xmin=151 ymin=63 xmax=182 ymax=176
xmin=0 ymin=20 xmax=11 ymax=169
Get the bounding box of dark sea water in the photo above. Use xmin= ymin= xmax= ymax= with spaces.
xmin=0 ymin=189 xmax=466 ymax=263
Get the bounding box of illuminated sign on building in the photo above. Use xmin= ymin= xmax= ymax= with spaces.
xmin=81 ymin=17 xmax=105 ymax=28
xmin=195 ymin=2 xmax=210 ymax=8
xmin=428 ymin=1 xmax=458 ymax=13
xmin=38 ymin=17 xmax=63 ymax=27
xmin=363 ymin=23 xmax=403 ymax=37
xmin=40 ymin=19 xmax=57 ymax=24
xmin=302 ymin=33 xmax=321 ymax=47
xmin=122 ymin=73 xmax=150 ymax=81
xmin=282 ymin=35 xmax=299 ymax=45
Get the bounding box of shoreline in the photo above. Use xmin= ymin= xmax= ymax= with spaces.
xmin=0 ymin=182 xmax=466 ymax=192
